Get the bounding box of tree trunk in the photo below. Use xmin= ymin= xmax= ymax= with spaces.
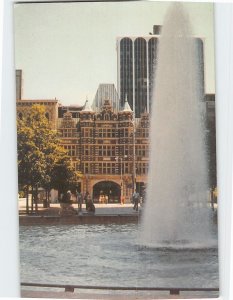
xmin=31 ymin=185 xmax=34 ymax=213
xmin=47 ymin=189 xmax=50 ymax=207
xmin=35 ymin=186 xmax=38 ymax=212
xmin=58 ymin=190 xmax=61 ymax=202
xmin=45 ymin=189 xmax=50 ymax=208
xmin=26 ymin=185 xmax=29 ymax=215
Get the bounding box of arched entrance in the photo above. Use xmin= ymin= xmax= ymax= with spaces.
xmin=93 ymin=181 xmax=121 ymax=203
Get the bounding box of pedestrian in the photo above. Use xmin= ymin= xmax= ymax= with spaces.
xmin=66 ymin=190 xmax=72 ymax=203
xmin=84 ymin=191 xmax=93 ymax=211
xmin=99 ymin=194 xmax=104 ymax=203
xmin=141 ymin=189 xmax=146 ymax=206
xmin=86 ymin=194 xmax=95 ymax=213
xmin=133 ymin=191 xmax=140 ymax=211
xmin=84 ymin=191 xmax=89 ymax=206
xmin=105 ymin=195 xmax=108 ymax=204
xmin=77 ymin=191 xmax=83 ymax=212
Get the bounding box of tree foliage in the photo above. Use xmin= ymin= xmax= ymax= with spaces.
xmin=17 ymin=105 xmax=79 ymax=212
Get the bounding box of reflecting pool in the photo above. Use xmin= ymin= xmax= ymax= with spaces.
xmin=20 ymin=223 xmax=218 ymax=291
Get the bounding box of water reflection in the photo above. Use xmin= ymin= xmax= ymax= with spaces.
xmin=20 ymin=224 xmax=218 ymax=289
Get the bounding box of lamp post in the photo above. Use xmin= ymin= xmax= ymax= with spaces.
xmin=85 ymin=174 xmax=88 ymax=193
xmin=132 ymin=118 xmax=136 ymax=194
xmin=115 ymin=155 xmax=127 ymax=200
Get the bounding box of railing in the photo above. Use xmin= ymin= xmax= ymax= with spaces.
xmin=21 ymin=282 xmax=219 ymax=295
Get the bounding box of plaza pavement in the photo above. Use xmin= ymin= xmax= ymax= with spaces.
xmin=18 ymin=198 xmax=141 ymax=216
xmin=18 ymin=198 xmax=217 ymax=219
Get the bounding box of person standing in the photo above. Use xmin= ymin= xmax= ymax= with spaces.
xmin=77 ymin=192 xmax=83 ymax=213
xmin=121 ymin=195 xmax=125 ymax=205
xmin=141 ymin=188 xmax=146 ymax=206
xmin=85 ymin=192 xmax=95 ymax=213
xmin=66 ymin=190 xmax=72 ymax=202
xmin=133 ymin=191 xmax=140 ymax=211
xmin=84 ymin=191 xmax=90 ymax=210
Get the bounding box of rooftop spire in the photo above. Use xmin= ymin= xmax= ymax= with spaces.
xmin=82 ymin=97 xmax=93 ymax=112
xmin=122 ymin=94 xmax=132 ymax=112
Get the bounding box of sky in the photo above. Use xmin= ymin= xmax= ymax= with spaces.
xmin=14 ymin=1 xmax=215 ymax=106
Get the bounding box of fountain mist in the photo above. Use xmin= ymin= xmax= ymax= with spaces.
xmin=140 ymin=3 xmax=212 ymax=248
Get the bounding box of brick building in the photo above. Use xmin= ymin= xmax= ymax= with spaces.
xmin=15 ymin=70 xmax=149 ymax=203
xmin=58 ymin=98 xmax=149 ymax=203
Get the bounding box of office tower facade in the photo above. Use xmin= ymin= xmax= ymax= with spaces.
xmin=92 ymin=83 xmax=120 ymax=112
xmin=117 ymin=36 xmax=159 ymax=118
xmin=117 ymin=26 xmax=204 ymax=118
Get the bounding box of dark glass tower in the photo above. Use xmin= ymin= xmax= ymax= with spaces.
xmin=117 ymin=27 xmax=204 ymax=118
xmin=117 ymin=35 xmax=159 ymax=118
xmin=119 ymin=38 xmax=134 ymax=112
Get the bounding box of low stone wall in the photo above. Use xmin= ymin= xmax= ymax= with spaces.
xmin=19 ymin=214 xmax=139 ymax=226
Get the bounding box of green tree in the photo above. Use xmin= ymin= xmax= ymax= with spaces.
xmin=17 ymin=116 xmax=46 ymax=213
xmin=17 ymin=105 xmax=79 ymax=213
xmin=50 ymin=152 xmax=78 ymax=202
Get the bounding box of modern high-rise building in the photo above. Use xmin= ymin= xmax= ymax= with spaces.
xmin=117 ymin=25 xmax=205 ymax=118
xmin=116 ymin=26 xmax=161 ymax=118
xmin=92 ymin=83 xmax=120 ymax=112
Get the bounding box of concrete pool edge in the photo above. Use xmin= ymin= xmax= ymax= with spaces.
xmin=19 ymin=214 xmax=139 ymax=225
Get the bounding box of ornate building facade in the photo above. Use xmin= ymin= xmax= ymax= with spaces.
xmin=15 ymin=70 xmax=149 ymax=203
xmin=58 ymin=98 xmax=149 ymax=203
xmin=16 ymin=93 xmax=216 ymax=203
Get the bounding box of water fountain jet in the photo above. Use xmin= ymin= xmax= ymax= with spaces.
xmin=140 ymin=3 xmax=213 ymax=249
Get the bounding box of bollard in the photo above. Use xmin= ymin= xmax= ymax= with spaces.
xmin=170 ymin=288 xmax=180 ymax=295
xmin=65 ymin=286 xmax=75 ymax=292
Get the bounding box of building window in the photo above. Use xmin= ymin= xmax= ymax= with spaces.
xmin=124 ymin=163 xmax=129 ymax=174
xmin=84 ymin=128 xmax=89 ymax=137
xmin=63 ymin=128 xmax=74 ymax=137
xmin=84 ymin=163 xmax=89 ymax=173
xmin=112 ymin=163 xmax=116 ymax=174
xmin=63 ymin=145 xmax=76 ymax=156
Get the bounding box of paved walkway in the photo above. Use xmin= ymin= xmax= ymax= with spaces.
xmin=18 ymin=198 xmax=142 ymax=216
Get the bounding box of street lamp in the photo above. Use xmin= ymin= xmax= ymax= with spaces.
xmin=85 ymin=174 xmax=89 ymax=193
xmin=132 ymin=118 xmax=136 ymax=194
xmin=115 ymin=155 xmax=127 ymax=200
